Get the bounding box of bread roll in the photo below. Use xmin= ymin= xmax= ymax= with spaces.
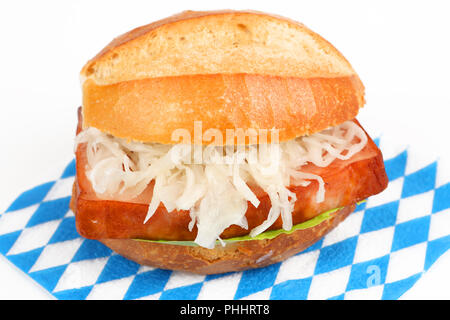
xmin=80 ymin=10 xmax=365 ymax=145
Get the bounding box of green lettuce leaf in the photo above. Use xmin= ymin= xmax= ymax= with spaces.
xmin=134 ymin=201 xmax=365 ymax=247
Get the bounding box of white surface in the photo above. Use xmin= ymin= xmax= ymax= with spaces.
xmin=0 ymin=0 xmax=449 ymax=299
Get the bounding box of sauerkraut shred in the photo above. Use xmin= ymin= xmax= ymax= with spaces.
xmin=75 ymin=121 xmax=368 ymax=248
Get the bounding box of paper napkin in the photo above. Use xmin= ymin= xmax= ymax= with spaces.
xmin=0 ymin=137 xmax=449 ymax=300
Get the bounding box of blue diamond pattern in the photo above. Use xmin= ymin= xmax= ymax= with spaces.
xmin=26 ymin=197 xmax=71 ymax=228
xmin=29 ymin=265 xmax=68 ymax=292
xmin=346 ymin=255 xmax=389 ymax=291
xmin=391 ymin=216 xmax=430 ymax=252
xmin=53 ymin=286 xmax=93 ymax=300
xmin=328 ymin=293 xmax=345 ymax=300
xmin=432 ymin=182 xmax=450 ymax=213
xmin=72 ymin=239 xmax=112 ymax=262
xmin=61 ymin=159 xmax=76 ymax=178
xmin=424 ymin=235 xmax=450 ymax=270
xmin=382 ymin=273 xmax=422 ymax=300
xmin=97 ymin=255 xmax=140 ymax=284
xmin=5 ymin=181 xmax=55 ymax=213
xmin=159 ymin=282 xmax=203 ymax=300
xmin=234 ymin=263 xmax=280 ymax=299
xmin=48 ymin=217 xmax=79 ymax=244
xmin=124 ymin=269 xmax=172 ymax=300
xmin=270 ymin=277 xmax=312 ymax=299
xmin=384 ymin=150 xmax=407 ymax=181
xmin=402 ymin=162 xmax=436 ymax=198
xmin=360 ymin=201 xmax=399 ymax=234
xmin=314 ymin=236 xmax=358 ymax=274
xmin=8 ymin=247 xmax=43 ymax=273
xmin=0 ymin=231 xmax=21 ymax=254
xmin=0 ymin=143 xmax=449 ymax=300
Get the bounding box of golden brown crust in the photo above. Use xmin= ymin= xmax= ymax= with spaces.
xmin=82 ymin=74 xmax=364 ymax=145
xmin=80 ymin=10 xmax=365 ymax=144
xmin=81 ymin=10 xmax=357 ymax=83
xmin=99 ymin=204 xmax=354 ymax=274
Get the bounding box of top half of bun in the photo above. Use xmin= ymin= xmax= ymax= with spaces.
xmin=80 ymin=10 xmax=365 ymax=145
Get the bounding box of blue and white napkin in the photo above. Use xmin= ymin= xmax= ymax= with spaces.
xmin=0 ymin=136 xmax=449 ymax=300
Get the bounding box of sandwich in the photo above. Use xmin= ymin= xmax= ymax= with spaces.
xmin=70 ymin=10 xmax=388 ymax=274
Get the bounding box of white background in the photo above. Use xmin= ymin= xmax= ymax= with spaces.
xmin=0 ymin=0 xmax=449 ymax=299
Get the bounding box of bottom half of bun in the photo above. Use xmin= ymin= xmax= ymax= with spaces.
xmin=100 ymin=205 xmax=354 ymax=274
xmin=70 ymin=184 xmax=355 ymax=274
